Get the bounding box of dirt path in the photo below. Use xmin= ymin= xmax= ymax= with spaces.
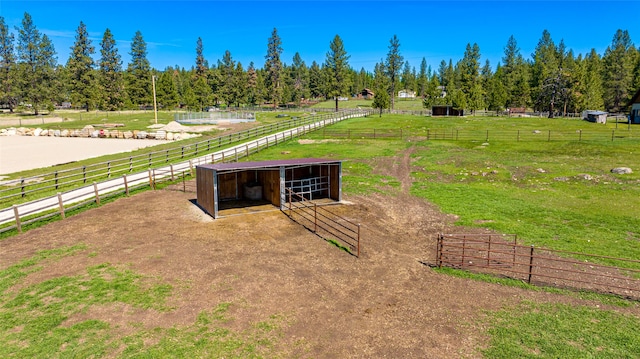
xmin=1 ymin=149 xmax=638 ymax=358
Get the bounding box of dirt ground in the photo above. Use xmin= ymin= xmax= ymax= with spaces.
xmin=1 ymin=149 xmax=637 ymax=358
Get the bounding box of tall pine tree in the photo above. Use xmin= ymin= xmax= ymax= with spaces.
xmin=264 ymin=28 xmax=283 ymax=109
xmin=385 ymin=35 xmax=403 ymax=110
xmin=603 ymin=29 xmax=635 ymax=112
xmin=125 ymin=30 xmax=152 ymax=108
xmin=98 ymin=28 xmax=124 ymax=110
xmin=0 ymin=16 xmax=16 ymax=112
xmin=67 ymin=21 xmax=96 ymax=111
xmin=323 ymin=34 xmax=351 ymax=111
xmin=15 ymin=12 xmax=57 ymax=114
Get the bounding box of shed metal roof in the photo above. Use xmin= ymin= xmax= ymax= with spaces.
xmin=197 ymin=158 xmax=341 ymax=172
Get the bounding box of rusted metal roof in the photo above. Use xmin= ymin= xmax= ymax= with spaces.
xmin=197 ymin=158 xmax=341 ymax=172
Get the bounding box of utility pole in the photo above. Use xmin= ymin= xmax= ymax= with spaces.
xmin=152 ymin=75 xmax=158 ymax=124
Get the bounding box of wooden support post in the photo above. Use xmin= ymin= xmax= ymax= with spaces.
xmin=487 ymin=235 xmax=491 ymax=266
xmin=148 ymin=170 xmax=154 ymax=189
xmin=189 ymin=160 xmax=193 ymax=176
xmin=93 ymin=182 xmax=100 ymax=205
xmin=579 ymin=129 xmax=582 ymax=141
xmin=57 ymin=192 xmax=65 ymax=219
xmin=13 ymin=205 xmax=21 ymax=233
xmin=123 ymin=175 xmax=129 ymax=196
xmin=548 ymin=130 xmax=551 ymax=142
xmin=527 ymin=245 xmax=535 ymax=283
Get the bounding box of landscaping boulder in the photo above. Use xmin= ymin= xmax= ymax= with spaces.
xmin=610 ymin=167 xmax=632 ymax=174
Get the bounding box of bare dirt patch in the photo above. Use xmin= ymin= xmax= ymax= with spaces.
xmin=1 ymin=149 xmax=637 ymax=358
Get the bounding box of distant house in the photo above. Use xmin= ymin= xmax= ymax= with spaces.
xmin=582 ymin=110 xmax=608 ymax=124
xmin=359 ymin=88 xmax=375 ymax=99
xmin=630 ymin=88 xmax=640 ymax=124
xmin=508 ymin=107 xmax=526 ymax=116
xmin=398 ymin=90 xmax=416 ymax=98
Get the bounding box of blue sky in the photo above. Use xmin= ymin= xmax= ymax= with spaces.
xmin=1 ymin=1 xmax=638 ymax=72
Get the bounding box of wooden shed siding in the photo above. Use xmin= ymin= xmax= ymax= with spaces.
xmin=330 ymin=164 xmax=341 ymax=201
xmin=196 ymin=167 xmax=215 ymax=216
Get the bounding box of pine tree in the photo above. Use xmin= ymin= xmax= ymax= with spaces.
xmin=308 ymin=61 xmax=323 ymax=99
xmin=125 ymin=31 xmax=152 ymax=108
xmin=487 ymin=65 xmax=508 ymax=111
xmin=372 ymin=61 xmax=390 ymax=116
xmin=195 ymin=37 xmax=208 ymax=80
xmin=458 ymin=43 xmax=483 ymax=113
xmin=400 ymin=60 xmax=415 ymax=93
xmin=264 ymin=28 xmax=283 ymax=109
xmin=323 ymin=35 xmax=351 ymax=111
xmin=246 ymin=62 xmax=259 ymax=106
xmin=98 ymin=28 xmax=124 ymax=110
xmin=417 ymin=57 xmax=428 ymax=98
xmin=501 ymin=35 xmax=530 ymax=108
xmin=67 ymin=21 xmax=96 ymax=111
xmin=15 ymin=13 xmax=57 ymax=114
xmin=0 ymin=16 xmax=16 ymax=112
xmin=531 ymin=30 xmax=565 ymax=117
xmin=233 ymin=62 xmax=247 ymax=107
xmin=156 ymin=66 xmax=179 ymax=109
xmin=422 ymin=74 xmax=443 ymax=109
xmin=219 ymin=50 xmax=236 ymax=107
xmin=385 ymin=35 xmax=403 ymax=110
xmin=290 ymin=52 xmax=309 ymax=106
xmin=603 ymin=29 xmax=635 ymax=112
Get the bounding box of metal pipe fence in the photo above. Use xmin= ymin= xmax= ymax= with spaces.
xmin=285 ymin=188 xmax=361 ymax=257
xmin=435 ymin=233 xmax=640 ymax=299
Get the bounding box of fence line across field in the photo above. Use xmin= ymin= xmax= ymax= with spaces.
xmin=0 ymin=109 xmax=372 ymax=233
xmin=435 ymin=233 xmax=640 ymax=299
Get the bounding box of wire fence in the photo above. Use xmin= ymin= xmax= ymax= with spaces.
xmin=317 ymin=128 xmax=639 ymax=142
xmin=0 ymin=109 xmax=372 ymax=234
xmin=435 ymin=234 xmax=640 ymax=299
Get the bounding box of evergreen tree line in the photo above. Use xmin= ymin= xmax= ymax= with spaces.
xmin=1 ymin=12 xmax=638 ymax=116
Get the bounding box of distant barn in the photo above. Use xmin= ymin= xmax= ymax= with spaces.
xmin=432 ymin=105 xmax=463 ymax=116
xmin=630 ymin=88 xmax=640 ymax=124
xmin=359 ymin=88 xmax=375 ymax=99
xmin=196 ymin=159 xmax=342 ymax=219
xmin=582 ymin=110 xmax=608 ymax=124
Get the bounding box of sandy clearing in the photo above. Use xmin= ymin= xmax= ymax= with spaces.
xmin=0 ymin=136 xmax=170 ymax=175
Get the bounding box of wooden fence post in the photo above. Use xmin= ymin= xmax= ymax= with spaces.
xmin=57 ymin=192 xmax=65 ymax=219
xmin=148 ymin=170 xmax=154 ymax=189
xmin=93 ymin=182 xmax=100 ymax=205
xmin=123 ymin=175 xmax=129 ymax=196
xmin=314 ymin=203 xmax=318 ymax=233
xmin=13 ymin=205 xmax=21 ymax=233
xmin=189 ymin=160 xmax=194 ymax=176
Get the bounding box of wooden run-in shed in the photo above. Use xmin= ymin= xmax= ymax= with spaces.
xmin=432 ymin=105 xmax=464 ymax=116
xmin=196 ymin=159 xmax=343 ymax=218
